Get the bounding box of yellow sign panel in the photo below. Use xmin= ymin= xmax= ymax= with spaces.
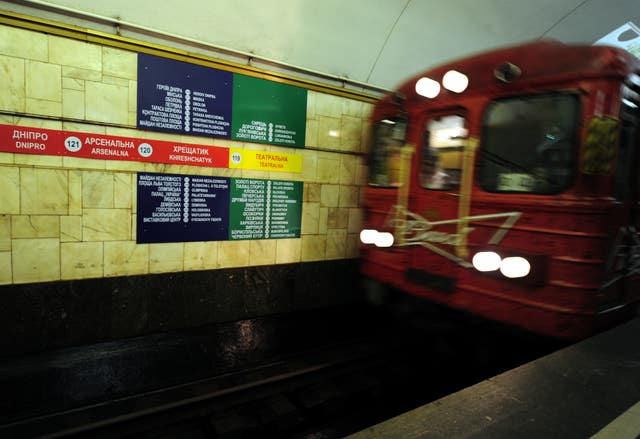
xmin=229 ymin=148 xmax=302 ymax=173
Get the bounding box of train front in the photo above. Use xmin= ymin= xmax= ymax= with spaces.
xmin=358 ymin=40 xmax=640 ymax=340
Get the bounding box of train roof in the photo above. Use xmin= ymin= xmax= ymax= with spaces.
xmin=387 ymin=40 xmax=640 ymax=105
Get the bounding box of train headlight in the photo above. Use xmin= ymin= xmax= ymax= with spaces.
xmin=374 ymin=232 xmax=395 ymax=248
xmin=415 ymin=77 xmax=440 ymax=98
xmin=442 ymin=70 xmax=469 ymax=93
xmin=472 ymin=251 xmax=502 ymax=272
xmin=360 ymin=229 xmax=378 ymax=244
xmin=499 ymin=256 xmax=531 ymax=278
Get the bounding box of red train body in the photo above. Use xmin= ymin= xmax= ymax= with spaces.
xmin=359 ymin=40 xmax=640 ymax=340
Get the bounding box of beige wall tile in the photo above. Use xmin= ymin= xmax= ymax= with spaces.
xmin=26 ymin=61 xmax=62 ymax=102
xmin=326 ymin=229 xmax=347 ymax=259
xmin=0 ymin=26 xmax=48 ymax=61
xmin=320 ymin=184 xmax=339 ymax=207
xmin=301 ymin=235 xmax=326 ymax=262
xmin=317 ymin=155 xmax=340 ymax=184
xmin=184 ymin=241 xmax=218 ymax=271
xmin=62 ymin=88 xmax=85 ymax=120
xmin=61 ymin=242 xmax=103 ymax=280
xmin=0 ymin=55 xmax=25 ymax=112
xmin=327 ymin=207 xmax=349 ymax=229
xmin=339 ymin=155 xmax=357 ymax=185
xmin=0 ymin=251 xmax=11 ymax=284
xmin=276 ymin=238 xmax=301 ymax=264
xmin=346 ymin=233 xmax=360 ymax=258
xmin=0 ymin=215 xmax=9 ymax=251
xmin=318 ymin=207 xmax=328 ymax=234
xmin=114 ymin=173 xmax=133 ymax=209
xmin=83 ymin=208 xmax=131 ymax=241
xmin=340 ymin=116 xmax=362 ymax=152
xmin=305 ymin=119 xmax=318 ymax=148
xmin=63 ymin=156 xmax=106 ymax=170
xmin=0 ymin=166 xmax=20 ymax=214
xmin=316 ymin=93 xmax=342 ymax=117
xmin=60 ymin=215 xmax=82 ymax=242
xmin=12 ymin=238 xmax=60 ymax=283
xmin=149 ymin=242 xmax=184 ymax=273
xmin=249 ymin=240 xmax=277 ymax=266
xmin=317 ymin=116 xmax=341 ymax=150
xmin=342 ymin=99 xmax=363 ymax=118
xmin=300 ymin=151 xmax=318 ymax=182
xmin=348 ymin=208 xmax=363 ymax=234
xmin=103 ymin=76 xmax=130 ymax=87
xmin=14 ymin=154 xmax=63 ymax=167
xmin=306 ymin=91 xmax=317 ymax=118
xmin=83 ymin=171 xmax=114 ymax=208
xmin=50 ymin=35 xmax=102 ymax=71
xmin=25 ymin=98 xmax=62 ymax=117
xmin=63 ymin=66 xmax=102 ymax=82
xmin=304 ymin=183 xmax=321 ymax=202
xmin=103 ymin=47 xmax=137 ymax=80
xmin=0 ymin=153 xmax=14 ymax=165
xmin=362 ymin=102 xmax=374 ymax=120
xmin=301 ymin=199 xmax=320 ymax=234
xmin=218 ymin=241 xmax=250 ymax=268
xmin=68 ymin=170 xmax=82 ymax=215
xmin=12 ymin=215 xmax=60 ymax=238
xmin=104 ymin=241 xmax=149 ymax=276
xmin=63 ymin=77 xmax=84 ymax=91
xmin=85 ymin=81 xmax=129 ymax=125
xmin=20 ymin=168 xmax=68 ymax=214
xmin=128 ymin=80 xmax=137 ymax=113
xmin=338 ymin=186 xmax=359 ymax=208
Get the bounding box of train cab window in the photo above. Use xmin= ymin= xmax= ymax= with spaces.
xmin=368 ymin=117 xmax=408 ymax=187
xmin=420 ymin=114 xmax=466 ymax=190
xmin=615 ymin=85 xmax=640 ymax=200
xmin=478 ymin=93 xmax=578 ymax=194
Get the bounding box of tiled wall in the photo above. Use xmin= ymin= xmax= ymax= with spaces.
xmin=0 ymin=23 xmax=372 ymax=285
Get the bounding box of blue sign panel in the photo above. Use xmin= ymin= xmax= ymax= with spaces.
xmin=137 ymin=53 xmax=233 ymax=137
xmin=137 ymin=172 xmax=230 ymax=243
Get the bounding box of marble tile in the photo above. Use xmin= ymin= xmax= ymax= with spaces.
xmin=249 ymin=240 xmax=277 ymax=266
xmin=103 ymin=46 xmax=137 ymax=79
xmin=82 ymin=171 xmax=114 ymax=208
xmin=14 ymin=154 xmax=63 ymax=167
xmin=11 ymin=215 xmax=59 ymax=238
xmin=304 ymin=183 xmax=321 ymax=202
xmin=0 ymin=251 xmax=10 ymax=284
xmin=317 ymin=116 xmax=341 ymax=150
xmin=25 ymin=98 xmax=62 ymax=117
xmin=342 ymin=98 xmax=363 ymax=118
xmin=82 ymin=208 xmax=131 ymax=241
xmin=62 ymin=88 xmax=85 ymax=120
xmin=218 ymin=241 xmax=250 ymax=268
xmin=63 ymin=77 xmax=84 ymax=91
xmin=317 ymin=154 xmax=340 ymax=184
xmin=315 ymin=93 xmax=342 ymax=117
xmin=20 ymin=168 xmax=68 ymax=214
xmin=26 ymin=60 xmax=62 ymax=101
xmin=338 ymin=185 xmax=359 ymax=208
xmin=0 ymin=215 xmax=9 ymax=251
xmin=62 ymin=66 xmax=102 ymax=82
xmin=0 ymin=166 xmax=20 ymax=214
xmin=114 ymin=173 xmax=133 ymax=209
xmin=346 ymin=233 xmax=360 ymax=258
xmin=305 ymin=119 xmax=318 ymax=148
xmin=276 ymin=238 xmax=301 ymax=264
xmin=68 ymin=170 xmax=82 ymax=215
xmin=61 ymin=242 xmax=103 ymax=280
xmin=340 ymin=116 xmax=362 ymax=152
xmin=12 ymin=237 xmax=60 ymax=283
xmin=85 ymin=81 xmax=129 ymax=125
xmin=348 ymin=208 xmax=363 ymax=234
xmin=104 ymin=240 xmax=149 ymax=276
xmin=183 ymin=241 xmax=218 ymax=271
xmin=60 ymin=215 xmax=82 ymax=242
xmin=149 ymin=242 xmax=184 ymax=273
xmin=339 ymin=155 xmax=357 ymax=185
xmin=301 ymin=235 xmax=326 ymax=262
xmin=320 ymin=184 xmax=340 ymax=207
xmin=327 ymin=207 xmax=349 ymax=228
xmin=0 ymin=25 xmax=48 ymax=61
xmin=0 ymin=55 xmax=25 ymax=112
xmin=50 ymin=35 xmax=102 ymax=71
xmin=325 ymin=228 xmax=347 ymax=259
xmin=301 ymin=202 xmax=320 ymax=234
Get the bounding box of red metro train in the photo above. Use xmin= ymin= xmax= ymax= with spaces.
xmin=359 ymin=40 xmax=640 ymax=340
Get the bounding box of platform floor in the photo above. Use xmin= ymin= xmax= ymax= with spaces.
xmin=348 ymin=317 xmax=640 ymax=439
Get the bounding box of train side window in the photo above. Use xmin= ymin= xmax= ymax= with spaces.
xmin=368 ymin=117 xmax=408 ymax=187
xmin=615 ymin=85 xmax=640 ymax=200
xmin=479 ymin=93 xmax=578 ymax=194
xmin=420 ymin=115 xmax=466 ymax=190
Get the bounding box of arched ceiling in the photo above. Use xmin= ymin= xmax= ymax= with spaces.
xmin=1 ymin=0 xmax=639 ymax=95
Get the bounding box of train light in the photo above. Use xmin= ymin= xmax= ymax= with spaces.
xmin=442 ymin=70 xmax=468 ymax=93
xmin=500 ymin=256 xmax=531 ymax=278
xmin=360 ymin=229 xmax=378 ymax=244
xmin=415 ymin=77 xmax=440 ymax=98
xmin=374 ymin=232 xmax=395 ymax=248
xmin=472 ymin=251 xmax=501 ymax=272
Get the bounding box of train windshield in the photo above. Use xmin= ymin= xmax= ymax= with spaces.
xmin=478 ymin=93 xmax=579 ymax=194
xmin=368 ymin=117 xmax=407 ymax=187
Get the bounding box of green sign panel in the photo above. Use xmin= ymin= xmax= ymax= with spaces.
xmin=229 ymin=178 xmax=303 ymax=240
xmin=231 ymin=74 xmax=307 ymax=148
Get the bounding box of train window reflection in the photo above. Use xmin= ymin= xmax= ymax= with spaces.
xmin=368 ymin=117 xmax=407 ymax=187
xmin=420 ymin=114 xmax=466 ymax=190
xmin=479 ymin=93 xmax=578 ymax=194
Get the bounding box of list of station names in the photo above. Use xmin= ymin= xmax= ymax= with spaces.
xmin=136 ymin=172 xmax=230 ymax=244
xmin=137 ymin=172 xmax=303 ymax=244
xmin=137 ymin=53 xmax=233 ymax=137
